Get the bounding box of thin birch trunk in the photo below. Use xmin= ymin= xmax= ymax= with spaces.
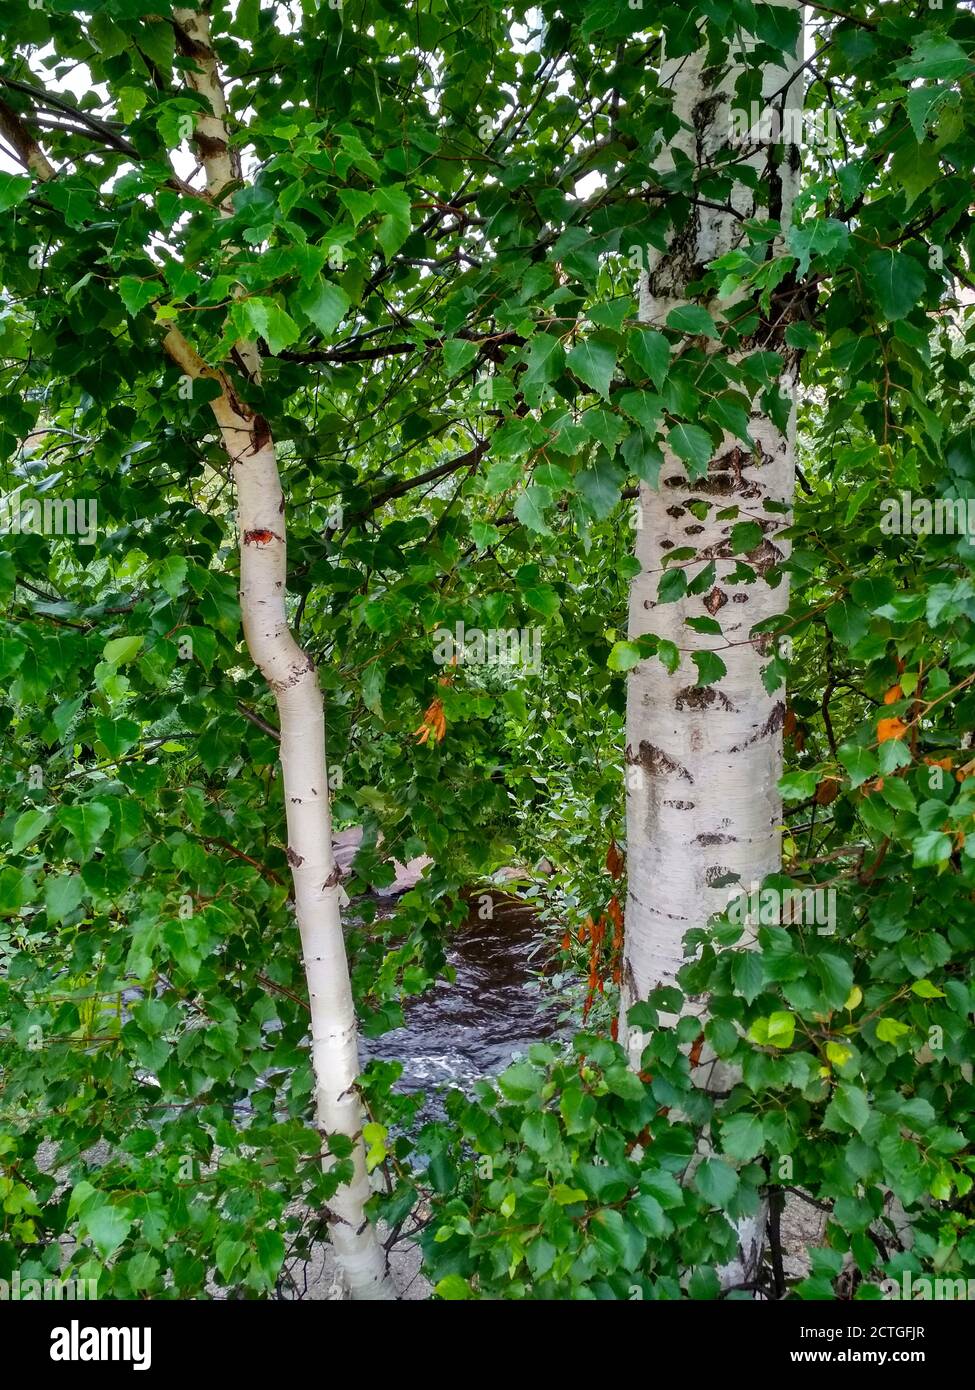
xmin=5 ymin=16 xmax=392 ymax=1296
xmin=162 ymin=339 xmax=394 ymax=1300
xmin=620 ymin=5 xmax=803 ymax=1289
xmin=166 ymin=5 xmax=394 ymax=1300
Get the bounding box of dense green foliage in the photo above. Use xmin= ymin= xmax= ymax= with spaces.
xmin=1 ymin=0 xmax=974 ymax=1299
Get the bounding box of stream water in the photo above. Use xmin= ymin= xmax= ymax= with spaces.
xmin=333 ymin=828 xmax=565 ymax=1106
xmin=360 ymin=900 xmax=564 ymax=1097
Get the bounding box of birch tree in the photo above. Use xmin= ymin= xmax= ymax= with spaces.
xmin=622 ymin=0 xmax=803 ymax=1037
xmin=2 ymin=0 xmax=974 ymax=1305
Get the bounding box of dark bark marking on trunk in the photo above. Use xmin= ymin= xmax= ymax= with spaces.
xmin=728 ymin=700 xmax=786 ymax=751
xmin=675 ymin=685 xmax=735 ymax=713
xmin=626 ymin=740 xmax=693 ymax=782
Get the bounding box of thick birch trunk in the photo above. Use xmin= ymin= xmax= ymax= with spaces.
xmin=621 ymin=8 xmax=802 ymax=1289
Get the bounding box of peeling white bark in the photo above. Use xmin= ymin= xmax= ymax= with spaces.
xmin=620 ymin=8 xmax=803 ymax=1290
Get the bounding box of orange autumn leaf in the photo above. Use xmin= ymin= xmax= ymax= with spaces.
xmin=814 ymin=777 xmax=840 ymax=806
xmin=883 ymin=684 xmax=903 ymax=705
xmin=413 ymin=696 xmax=447 ymax=744
xmin=606 ymin=839 xmax=624 ymax=880
xmin=877 ymin=716 xmax=908 ymax=743
xmin=923 ymin=756 xmax=954 ymax=770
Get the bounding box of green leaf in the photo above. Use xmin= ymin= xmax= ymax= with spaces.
xmin=604 ymin=1063 xmax=645 ymax=1100
xmin=58 ymin=803 xmax=111 ymax=861
xmin=118 ymin=276 xmax=157 ymax=317
xmin=668 ymin=423 xmax=713 ymax=479
xmin=912 ymin=831 xmax=952 ymax=867
xmin=815 ymin=953 xmax=854 ymax=1011
xmin=44 ymin=874 xmax=84 ymax=923
xmin=666 ymin=305 xmax=719 ymax=340
xmin=607 ymin=640 xmax=643 ymax=672
xmin=0 ymin=172 xmax=31 ymax=214
xmin=103 ymin=636 xmax=144 ymax=666
xmin=731 ymin=951 xmax=764 ymax=1004
xmin=752 ymin=1 xmax=801 ymax=54
xmin=628 ymin=328 xmax=670 ymax=388
xmin=692 ymin=650 xmax=727 ymax=686
xmin=95 ymin=715 xmax=140 ymax=760
xmin=522 ymin=583 xmax=560 ymax=618
xmin=619 ymin=390 xmax=663 ymax=432
xmin=787 ymin=219 xmax=850 ymax=277
xmin=894 ymin=34 xmax=972 ymax=81
xmin=910 ymin=979 xmax=945 ymax=999
xmin=435 ymin=1274 xmax=472 ymax=1300
xmin=523 ymin=334 xmax=565 ymax=388
xmin=694 ymin=1158 xmax=739 ymax=1210
xmin=513 ymin=484 xmax=553 ymax=535
xmin=10 ymin=808 xmax=52 ymax=855
xmin=906 ymin=85 xmax=950 ymax=142
xmin=337 ymin=188 xmax=374 ymax=225
xmin=156 ymin=556 xmax=188 ymax=599
xmin=497 ymin=1060 xmax=544 ymax=1101
xmin=824 ymin=1084 xmax=871 ymax=1133
xmin=83 ymin=1203 xmax=132 ymax=1260
xmin=576 ymin=452 xmax=626 ymax=519
xmin=215 ymin=1238 xmax=248 ymax=1281
xmin=720 ymin=1113 xmax=764 ymax=1162
xmin=373 ymin=186 xmax=412 ymax=259
xmin=566 ymin=338 xmax=617 ymax=399
xmin=876 ymin=1017 xmax=911 ymax=1044
xmin=295 ymin=277 xmax=350 ymax=337
xmin=443 ymin=338 xmax=478 ymax=375
xmin=864 ymin=250 xmax=926 ymax=322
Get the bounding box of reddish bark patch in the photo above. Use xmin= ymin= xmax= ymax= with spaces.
xmin=250 ymin=414 xmax=272 ymax=454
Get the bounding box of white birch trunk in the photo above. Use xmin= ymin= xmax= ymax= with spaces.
xmin=621 ymin=6 xmax=803 ymax=1291
xmin=168 ymin=6 xmax=394 ymax=1299
xmin=161 ymin=335 xmax=394 ymax=1300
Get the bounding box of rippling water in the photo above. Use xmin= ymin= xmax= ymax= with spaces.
xmin=361 ymin=897 xmax=564 ymax=1100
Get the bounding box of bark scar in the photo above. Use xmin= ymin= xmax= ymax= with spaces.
xmin=626 ymin=740 xmax=693 ymax=782
xmin=251 ymin=413 xmax=272 ymax=454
